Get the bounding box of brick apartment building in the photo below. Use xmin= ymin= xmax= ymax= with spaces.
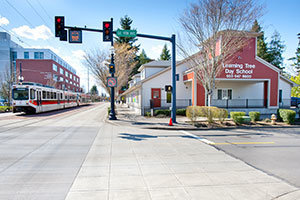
xmin=16 ymin=59 xmax=80 ymax=92
xmin=0 ymin=32 xmax=81 ymax=93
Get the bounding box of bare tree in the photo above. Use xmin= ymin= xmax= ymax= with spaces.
xmin=178 ymin=0 xmax=263 ymax=106
xmin=83 ymin=43 xmax=137 ymax=97
xmin=0 ymin=65 xmax=13 ymax=104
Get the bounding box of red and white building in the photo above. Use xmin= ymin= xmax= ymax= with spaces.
xmin=121 ymin=32 xmax=294 ymax=116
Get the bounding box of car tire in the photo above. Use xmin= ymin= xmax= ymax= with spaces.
xmin=5 ymin=108 xmax=9 ymax=112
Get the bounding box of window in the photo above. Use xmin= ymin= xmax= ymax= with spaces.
xmin=217 ymin=89 xmax=232 ymax=100
xmin=70 ymin=74 xmax=72 ymax=79
xmin=70 ymin=81 xmax=72 ymax=85
xmin=12 ymin=88 xmax=28 ymax=100
xmin=54 ymin=92 xmax=57 ymax=99
xmin=53 ymin=64 xmax=58 ymax=72
xmin=34 ymin=52 xmax=43 ymax=59
xmin=12 ymin=51 xmax=17 ymax=61
xmin=47 ymin=91 xmax=50 ymax=99
xmin=53 ymin=74 xmax=58 ymax=82
xmin=30 ymin=89 xmax=35 ymax=99
xmin=65 ymin=71 xmax=69 ymax=77
xmin=60 ymin=93 xmax=63 ymax=99
xmin=60 ymin=68 xmax=64 ymax=75
xmin=24 ymin=52 xmax=29 ymax=59
xmin=74 ymin=76 xmax=76 ymax=81
xmin=60 ymin=77 xmax=64 ymax=82
xmin=51 ymin=92 xmax=54 ymax=99
xmin=279 ymin=90 xmax=282 ymax=103
xmin=42 ymin=91 xmax=46 ymax=99
xmin=66 ymin=79 xmax=69 ymax=83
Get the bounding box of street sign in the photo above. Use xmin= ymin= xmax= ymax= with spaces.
xmin=116 ymin=29 xmax=137 ymax=37
xmin=69 ymin=30 xmax=82 ymax=43
xmin=107 ymin=77 xmax=117 ymax=87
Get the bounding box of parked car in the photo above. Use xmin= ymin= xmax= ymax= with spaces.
xmin=0 ymin=102 xmax=11 ymax=112
xmin=291 ymin=97 xmax=300 ymax=107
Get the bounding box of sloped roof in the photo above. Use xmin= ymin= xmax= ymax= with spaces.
xmin=138 ymin=60 xmax=171 ymax=72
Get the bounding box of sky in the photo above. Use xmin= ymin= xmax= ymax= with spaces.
xmin=0 ymin=0 xmax=299 ymax=93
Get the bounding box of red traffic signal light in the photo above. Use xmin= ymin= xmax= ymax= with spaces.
xmin=55 ymin=16 xmax=65 ymax=37
xmin=103 ymin=21 xmax=112 ymax=42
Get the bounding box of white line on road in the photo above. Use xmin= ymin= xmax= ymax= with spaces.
xmin=179 ymin=130 xmax=215 ymax=145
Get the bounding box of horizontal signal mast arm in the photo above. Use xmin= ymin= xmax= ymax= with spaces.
xmin=64 ymin=26 xmax=172 ymax=41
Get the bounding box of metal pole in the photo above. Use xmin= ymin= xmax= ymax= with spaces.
xmin=171 ymin=34 xmax=176 ymax=123
xmin=109 ymin=18 xmax=117 ymax=120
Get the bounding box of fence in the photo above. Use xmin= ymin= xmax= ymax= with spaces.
xmin=143 ymin=99 xmax=191 ymax=114
xmin=211 ymin=99 xmax=291 ymax=109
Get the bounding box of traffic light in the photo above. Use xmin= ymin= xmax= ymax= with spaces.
xmin=55 ymin=16 xmax=65 ymax=37
xmin=103 ymin=21 xmax=112 ymax=42
xmin=109 ymin=63 xmax=115 ymax=74
xmin=165 ymin=85 xmax=172 ymax=92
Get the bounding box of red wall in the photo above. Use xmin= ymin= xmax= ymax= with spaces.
xmin=16 ymin=59 xmax=81 ymax=92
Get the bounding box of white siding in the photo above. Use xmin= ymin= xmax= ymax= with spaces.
xmin=214 ymin=81 xmax=264 ymax=99
xmin=279 ymin=78 xmax=292 ymax=107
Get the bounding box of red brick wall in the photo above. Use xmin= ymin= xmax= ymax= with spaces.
xmin=16 ymin=59 xmax=81 ymax=92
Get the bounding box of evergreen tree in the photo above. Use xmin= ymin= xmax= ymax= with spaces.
xmin=251 ymin=20 xmax=269 ymax=61
xmin=90 ymin=85 xmax=98 ymax=95
xmin=131 ymin=49 xmax=152 ymax=76
xmin=289 ymin=43 xmax=300 ymax=73
xmin=160 ymin=44 xmax=171 ymax=60
xmin=115 ymin=15 xmax=138 ymax=47
xmin=268 ymin=30 xmax=285 ymax=69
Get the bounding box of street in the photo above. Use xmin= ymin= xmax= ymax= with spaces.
xmin=189 ymin=127 xmax=300 ymax=187
xmin=0 ymin=103 xmax=298 ymax=199
xmin=0 ymin=103 xmax=107 ymax=199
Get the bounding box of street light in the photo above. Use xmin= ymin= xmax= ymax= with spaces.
xmin=18 ymin=75 xmax=24 ymax=84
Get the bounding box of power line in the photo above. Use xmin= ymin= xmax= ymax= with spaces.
xmin=25 ymin=0 xmax=50 ymax=27
xmin=4 ymin=0 xmax=34 ymax=27
xmin=0 ymin=25 xmax=32 ymax=47
xmin=36 ymin=0 xmax=52 ymax=22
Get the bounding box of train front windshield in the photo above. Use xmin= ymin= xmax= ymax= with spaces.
xmin=12 ymin=88 xmax=29 ymax=100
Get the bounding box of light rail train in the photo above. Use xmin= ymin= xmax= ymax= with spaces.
xmin=12 ymin=82 xmax=91 ymax=114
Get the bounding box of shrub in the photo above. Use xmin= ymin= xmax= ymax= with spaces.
xmin=176 ymin=108 xmax=186 ymax=116
xmin=230 ymin=112 xmax=246 ymax=124
xmin=145 ymin=112 xmax=151 ymax=117
xmin=234 ymin=116 xmax=251 ymax=124
xmin=186 ymin=106 xmax=200 ymax=123
xmin=278 ymin=109 xmax=296 ymax=124
xmin=249 ymin=111 xmax=260 ymax=122
xmin=107 ymin=107 xmax=111 ymax=115
xmin=154 ymin=109 xmax=171 ymax=116
xmin=198 ymin=106 xmax=219 ymax=123
xmin=277 ymin=109 xmax=283 ymax=122
xmin=216 ymin=108 xmax=228 ymax=123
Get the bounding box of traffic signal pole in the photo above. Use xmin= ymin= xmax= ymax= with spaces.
xmin=59 ymin=17 xmax=177 ymax=123
xmin=109 ymin=18 xmax=117 ymax=120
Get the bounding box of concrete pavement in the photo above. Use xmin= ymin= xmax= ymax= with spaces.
xmin=65 ymin=103 xmax=299 ymax=199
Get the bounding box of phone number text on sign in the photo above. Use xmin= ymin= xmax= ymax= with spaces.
xmin=223 ymin=63 xmax=255 ymax=79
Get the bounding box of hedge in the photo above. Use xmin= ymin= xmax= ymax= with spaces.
xmin=249 ymin=111 xmax=260 ymax=122
xmin=154 ymin=109 xmax=171 ymax=116
xmin=176 ymin=108 xmax=186 ymax=116
xmin=234 ymin=116 xmax=251 ymax=124
xmin=230 ymin=112 xmax=246 ymax=124
xmin=186 ymin=106 xmax=228 ymax=123
xmin=278 ymin=109 xmax=296 ymax=124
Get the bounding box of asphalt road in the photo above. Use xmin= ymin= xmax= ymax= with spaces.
xmin=189 ymin=126 xmax=300 ymax=187
xmin=0 ymin=103 xmax=107 ymax=200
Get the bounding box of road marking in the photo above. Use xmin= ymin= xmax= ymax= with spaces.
xmin=212 ymin=141 xmax=275 ymax=145
xmin=179 ymin=130 xmax=215 ymax=145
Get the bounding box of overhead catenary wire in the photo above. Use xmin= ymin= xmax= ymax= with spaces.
xmin=4 ymin=0 xmax=34 ymax=27
xmin=35 ymin=0 xmax=53 ymax=22
xmin=25 ymin=0 xmax=51 ymax=27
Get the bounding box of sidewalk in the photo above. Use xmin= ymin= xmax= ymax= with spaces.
xmin=65 ymin=104 xmax=299 ymax=200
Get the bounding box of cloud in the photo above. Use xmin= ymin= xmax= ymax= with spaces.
xmin=0 ymin=16 xmax=9 ymax=26
xmin=12 ymin=25 xmax=53 ymax=40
